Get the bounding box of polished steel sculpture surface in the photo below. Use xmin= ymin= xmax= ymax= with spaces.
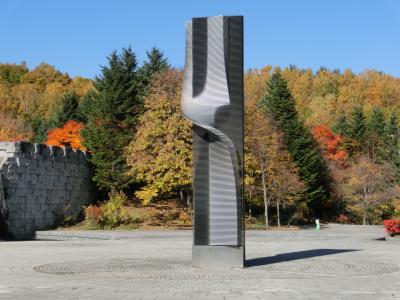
xmin=181 ymin=15 xmax=244 ymax=267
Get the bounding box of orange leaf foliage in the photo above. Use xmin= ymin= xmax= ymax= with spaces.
xmin=312 ymin=124 xmax=347 ymax=164
xmin=46 ymin=120 xmax=85 ymax=150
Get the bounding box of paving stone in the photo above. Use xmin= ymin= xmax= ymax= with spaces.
xmin=0 ymin=225 xmax=398 ymax=300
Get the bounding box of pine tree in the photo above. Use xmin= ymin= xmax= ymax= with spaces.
xmin=53 ymin=92 xmax=81 ymax=127
xmin=348 ymin=107 xmax=367 ymax=141
xmin=333 ymin=112 xmax=349 ymax=135
xmin=137 ymin=47 xmax=169 ymax=97
xmin=384 ymin=112 xmax=400 ymax=178
xmin=368 ymin=107 xmax=386 ymax=136
xmin=30 ymin=93 xmax=82 ymax=144
xmin=385 ymin=113 xmax=400 ymax=144
xmin=30 ymin=116 xmax=51 ymax=144
xmin=81 ymin=47 xmax=141 ymax=192
xmin=259 ymin=71 xmax=329 ymax=216
xmin=365 ymin=107 xmax=386 ymax=160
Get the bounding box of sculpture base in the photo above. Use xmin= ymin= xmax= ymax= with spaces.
xmin=192 ymin=245 xmax=244 ymax=268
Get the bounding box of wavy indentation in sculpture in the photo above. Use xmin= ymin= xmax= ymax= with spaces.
xmin=181 ymin=16 xmax=240 ymax=245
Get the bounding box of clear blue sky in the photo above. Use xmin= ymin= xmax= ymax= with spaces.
xmin=1 ymin=0 xmax=399 ymax=78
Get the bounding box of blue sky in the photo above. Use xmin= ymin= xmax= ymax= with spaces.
xmin=1 ymin=0 xmax=399 ymax=78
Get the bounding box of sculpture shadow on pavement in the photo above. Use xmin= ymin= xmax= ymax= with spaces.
xmin=246 ymin=248 xmax=360 ymax=267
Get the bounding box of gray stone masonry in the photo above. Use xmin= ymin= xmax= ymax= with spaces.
xmin=0 ymin=142 xmax=94 ymax=239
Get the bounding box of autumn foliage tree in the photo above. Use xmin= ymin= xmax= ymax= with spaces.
xmin=46 ymin=120 xmax=85 ymax=150
xmin=260 ymin=71 xmax=329 ymax=217
xmin=0 ymin=112 xmax=32 ymax=141
xmin=0 ymin=62 xmax=92 ymax=144
xmin=343 ymin=156 xmax=397 ymax=225
xmin=245 ymin=88 xmax=304 ymax=227
xmin=3 ymin=56 xmax=400 ymax=225
xmin=312 ymin=125 xmax=347 ymax=165
xmin=126 ymin=70 xmax=192 ymax=205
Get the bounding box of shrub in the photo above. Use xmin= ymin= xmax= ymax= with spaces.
xmin=393 ymin=208 xmax=400 ymax=219
xmin=83 ymin=192 xmax=143 ymax=229
xmin=384 ymin=220 xmax=400 ymax=236
xmin=84 ymin=205 xmax=102 ymax=228
xmin=337 ymin=214 xmax=350 ymax=224
xmin=99 ymin=191 xmax=142 ymax=228
xmin=100 ymin=191 xmax=129 ymax=228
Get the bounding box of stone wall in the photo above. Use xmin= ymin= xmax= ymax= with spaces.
xmin=0 ymin=142 xmax=94 ymax=239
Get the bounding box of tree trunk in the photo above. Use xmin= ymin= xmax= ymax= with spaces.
xmin=362 ymin=209 xmax=367 ymax=226
xmin=258 ymin=140 xmax=270 ymax=229
xmin=248 ymin=190 xmax=252 ymax=220
xmin=260 ymin=158 xmax=269 ymax=229
xmin=179 ymin=190 xmax=184 ymax=203
xmin=185 ymin=191 xmax=193 ymax=221
xmin=277 ymin=199 xmax=281 ymax=227
xmin=363 ymin=188 xmax=368 ymax=226
xmin=264 ymin=202 xmax=269 ymax=229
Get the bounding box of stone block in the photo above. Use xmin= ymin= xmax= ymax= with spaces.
xmin=1 ymin=142 xmax=94 ymax=239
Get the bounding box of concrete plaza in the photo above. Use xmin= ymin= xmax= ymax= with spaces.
xmin=0 ymin=224 xmax=399 ymax=299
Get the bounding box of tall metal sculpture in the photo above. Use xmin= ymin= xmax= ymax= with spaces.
xmin=181 ymin=15 xmax=244 ymax=267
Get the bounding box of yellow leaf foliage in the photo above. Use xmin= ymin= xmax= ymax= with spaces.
xmin=0 ymin=112 xmax=32 ymax=141
xmin=126 ymin=69 xmax=192 ymax=204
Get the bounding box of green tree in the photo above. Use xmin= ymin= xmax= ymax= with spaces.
xmin=368 ymin=107 xmax=386 ymax=136
xmin=29 ymin=116 xmax=51 ymax=143
xmin=260 ymin=71 xmax=329 ymax=216
xmin=384 ymin=112 xmax=400 ymax=178
xmin=346 ymin=106 xmax=367 ymax=156
xmin=29 ymin=93 xmax=82 ymax=144
xmin=137 ymin=47 xmax=169 ymax=97
xmin=366 ymin=107 xmax=386 ymax=161
xmin=348 ymin=107 xmax=367 ymax=141
xmin=53 ymin=92 xmax=81 ymax=127
xmin=333 ymin=112 xmax=349 ymax=135
xmin=0 ymin=63 xmax=28 ymax=86
xmin=81 ymin=47 xmax=141 ymax=192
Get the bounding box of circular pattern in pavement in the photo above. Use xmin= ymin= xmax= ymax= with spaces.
xmin=33 ymin=258 xmax=399 ymax=279
xmin=34 ymin=259 xmax=175 ymax=275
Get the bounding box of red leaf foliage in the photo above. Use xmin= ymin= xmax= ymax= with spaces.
xmin=337 ymin=214 xmax=350 ymax=224
xmin=312 ymin=124 xmax=347 ymax=165
xmin=384 ymin=220 xmax=400 ymax=236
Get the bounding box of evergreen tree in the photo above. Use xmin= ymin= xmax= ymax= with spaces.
xmin=259 ymin=71 xmax=329 ymax=216
xmin=137 ymin=47 xmax=169 ymax=97
xmin=384 ymin=112 xmax=400 ymax=178
xmin=368 ymin=107 xmax=386 ymax=136
xmin=385 ymin=112 xmax=400 ymax=144
xmin=30 ymin=93 xmax=83 ymax=144
xmin=366 ymin=107 xmax=386 ymax=160
xmin=29 ymin=116 xmax=51 ymax=144
xmin=348 ymin=107 xmax=367 ymax=141
xmin=333 ymin=111 xmax=349 ymax=135
xmin=53 ymin=92 xmax=81 ymax=127
xmin=81 ymin=47 xmax=141 ymax=192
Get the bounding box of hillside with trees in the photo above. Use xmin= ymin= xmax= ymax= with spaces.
xmin=1 ymin=52 xmax=399 ymax=227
